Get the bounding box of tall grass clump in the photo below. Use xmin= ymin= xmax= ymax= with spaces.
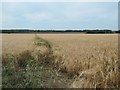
xmin=33 ymin=35 xmax=52 ymax=52
xmin=2 ymin=35 xmax=66 ymax=88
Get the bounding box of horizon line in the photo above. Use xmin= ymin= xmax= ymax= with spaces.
xmin=1 ymin=28 xmax=118 ymax=31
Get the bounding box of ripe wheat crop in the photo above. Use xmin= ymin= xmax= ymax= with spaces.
xmin=2 ymin=34 xmax=119 ymax=88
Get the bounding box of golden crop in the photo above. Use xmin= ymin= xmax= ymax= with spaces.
xmin=2 ymin=34 xmax=119 ymax=88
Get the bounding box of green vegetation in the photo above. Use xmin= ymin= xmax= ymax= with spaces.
xmin=2 ymin=35 xmax=68 ymax=88
xmin=33 ymin=35 xmax=52 ymax=51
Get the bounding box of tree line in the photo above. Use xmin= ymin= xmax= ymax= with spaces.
xmin=0 ymin=29 xmax=120 ymax=34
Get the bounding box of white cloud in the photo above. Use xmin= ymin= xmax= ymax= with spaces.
xmin=63 ymin=3 xmax=117 ymax=21
xmin=24 ymin=13 xmax=51 ymax=23
xmin=63 ymin=8 xmax=95 ymax=20
xmin=2 ymin=14 xmax=17 ymax=23
xmin=2 ymin=2 xmax=28 ymax=12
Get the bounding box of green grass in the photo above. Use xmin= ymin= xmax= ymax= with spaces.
xmin=33 ymin=35 xmax=52 ymax=51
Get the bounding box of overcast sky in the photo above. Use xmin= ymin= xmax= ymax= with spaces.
xmin=2 ymin=2 xmax=118 ymax=30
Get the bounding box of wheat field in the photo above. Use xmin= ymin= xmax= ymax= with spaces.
xmin=2 ymin=34 xmax=119 ymax=88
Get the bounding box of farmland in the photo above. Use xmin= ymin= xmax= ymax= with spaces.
xmin=2 ymin=34 xmax=119 ymax=88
